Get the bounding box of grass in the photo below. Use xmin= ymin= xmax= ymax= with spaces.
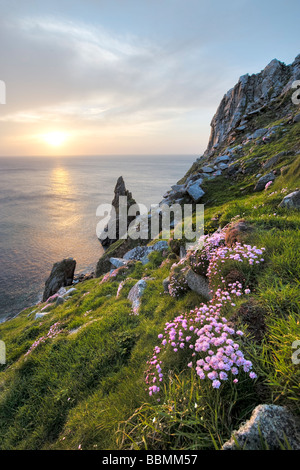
xmin=0 ymin=101 xmax=299 ymax=450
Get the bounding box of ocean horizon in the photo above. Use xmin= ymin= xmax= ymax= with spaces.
xmin=0 ymin=154 xmax=196 ymax=321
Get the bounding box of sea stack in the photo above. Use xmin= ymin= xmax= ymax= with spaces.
xmin=99 ymin=176 xmax=137 ymax=249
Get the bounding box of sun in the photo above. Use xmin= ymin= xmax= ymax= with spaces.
xmin=42 ymin=131 xmax=68 ymax=147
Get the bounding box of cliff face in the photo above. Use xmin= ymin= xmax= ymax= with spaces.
xmin=205 ymin=54 xmax=300 ymax=155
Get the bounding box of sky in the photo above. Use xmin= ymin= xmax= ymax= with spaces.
xmin=0 ymin=0 xmax=299 ymax=157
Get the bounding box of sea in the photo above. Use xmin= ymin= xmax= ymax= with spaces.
xmin=0 ymin=154 xmax=196 ymax=322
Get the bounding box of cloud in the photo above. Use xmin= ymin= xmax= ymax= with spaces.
xmin=0 ymin=13 xmax=235 ymax=126
xmin=1 ymin=4 xmax=259 ymax=155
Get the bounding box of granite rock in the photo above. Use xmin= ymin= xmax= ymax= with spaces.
xmin=43 ymin=258 xmax=76 ymax=302
xmin=222 ymin=404 xmax=300 ymax=450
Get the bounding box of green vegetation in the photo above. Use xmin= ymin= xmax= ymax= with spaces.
xmin=0 ymin=109 xmax=299 ymax=450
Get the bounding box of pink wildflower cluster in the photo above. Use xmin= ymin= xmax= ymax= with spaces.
xmin=100 ymin=266 xmax=127 ymax=285
xmin=208 ymin=242 xmax=265 ymax=283
xmin=116 ymin=280 xmax=125 ymax=298
xmin=25 ymin=322 xmax=63 ymax=356
xmin=145 ymin=232 xmax=265 ymax=397
xmin=264 ymin=181 xmax=273 ymax=190
xmin=168 ymin=258 xmax=189 ymax=297
xmin=146 ymin=295 xmax=257 ymax=395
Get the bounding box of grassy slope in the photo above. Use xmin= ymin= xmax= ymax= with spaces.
xmin=0 ymin=113 xmax=299 ymax=450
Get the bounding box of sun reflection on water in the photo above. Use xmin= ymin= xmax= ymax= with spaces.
xmin=51 ymin=166 xmax=72 ymax=197
xmin=49 ymin=166 xmax=81 ymax=229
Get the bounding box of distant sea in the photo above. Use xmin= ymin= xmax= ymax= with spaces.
xmin=0 ymin=154 xmax=196 ymax=321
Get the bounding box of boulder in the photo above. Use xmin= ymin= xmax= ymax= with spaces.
xmin=35 ymin=311 xmax=48 ymax=320
xmin=162 ymin=277 xmax=170 ymax=293
xmin=43 ymin=258 xmax=76 ymax=302
xmin=55 ymin=296 xmax=65 ymax=306
xmin=185 ymin=177 xmax=203 ymax=188
xmin=201 ymin=166 xmax=214 ymax=173
xmin=96 ymin=238 xmax=137 ymax=277
xmin=278 ymin=190 xmax=300 ymax=209
xmin=63 ymin=287 xmax=77 ymax=296
xmin=123 ymin=246 xmax=149 ymax=262
xmin=248 ymin=128 xmax=268 ymax=140
xmin=235 ymin=125 xmax=247 ymax=132
xmin=184 ymin=267 xmax=211 ymax=300
xmin=128 ymin=279 xmax=147 ymax=314
xmin=254 ymin=172 xmax=276 ymax=191
xmin=163 ymin=184 xmax=186 ymax=201
xmin=222 ymin=404 xmax=300 ymax=450
xmin=214 ymin=155 xmax=230 ymax=164
xmin=186 ymin=180 xmax=205 ymax=202
xmin=170 ymin=184 xmax=186 ymax=196
xmin=218 ymin=162 xmax=229 ymax=170
xmin=123 ymin=240 xmax=168 ymax=265
xmin=109 ymin=257 xmax=130 ymax=268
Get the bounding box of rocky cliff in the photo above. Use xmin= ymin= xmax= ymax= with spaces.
xmin=205 ymin=54 xmax=300 ymax=156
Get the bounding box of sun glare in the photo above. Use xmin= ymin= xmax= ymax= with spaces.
xmin=43 ymin=131 xmax=68 ymax=147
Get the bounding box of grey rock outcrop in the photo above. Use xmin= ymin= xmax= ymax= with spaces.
xmin=43 ymin=258 xmax=76 ymax=302
xmin=186 ymin=180 xmax=205 ymax=202
xmin=128 ymin=279 xmax=147 ymax=314
xmin=200 ymin=166 xmax=214 ymax=173
xmin=248 ymin=128 xmax=268 ymax=140
xmin=55 ymin=296 xmax=65 ymax=306
xmin=214 ymin=155 xmax=230 ymax=164
xmin=184 ymin=267 xmax=211 ymax=300
xmin=123 ymin=240 xmax=168 ymax=265
xmin=254 ymin=172 xmax=276 ymax=192
xmin=222 ymin=404 xmax=300 ymax=450
xmin=217 ymin=162 xmax=228 ymax=170
xmin=205 ymin=55 xmax=300 ymax=155
xmin=279 ymin=190 xmax=300 ymax=209
xmin=109 ymin=257 xmax=131 ymax=268
xmin=162 ymin=277 xmax=170 ymax=293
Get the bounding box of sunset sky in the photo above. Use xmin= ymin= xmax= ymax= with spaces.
xmin=0 ymin=0 xmax=299 ymax=156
